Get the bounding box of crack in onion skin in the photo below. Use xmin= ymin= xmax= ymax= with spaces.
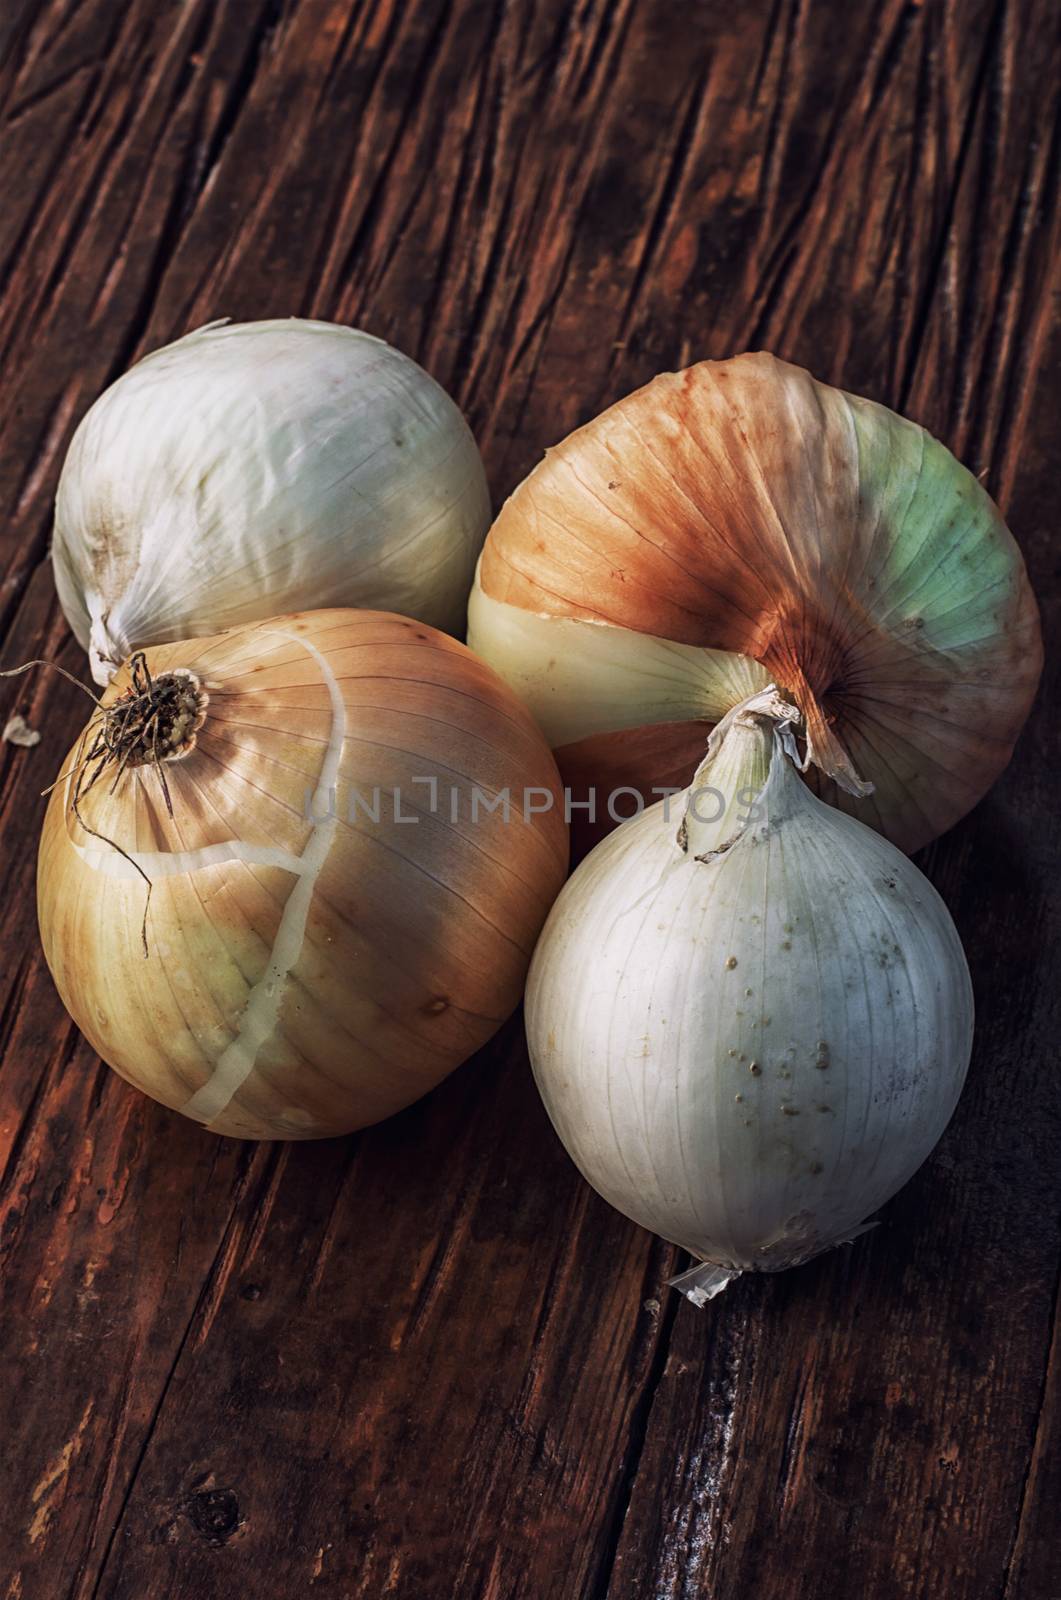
xmin=471 ymin=351 xmax=1042 ymax=853
xmin=37 ymin=610 xmax=568 ymax=1140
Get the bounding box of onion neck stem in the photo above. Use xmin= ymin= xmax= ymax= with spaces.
xmin=679 ymin=687 xmax=799 ymax=859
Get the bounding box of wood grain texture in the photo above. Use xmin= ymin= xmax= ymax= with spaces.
xmin=0 ymin=1 xmax=1058 ymax=1596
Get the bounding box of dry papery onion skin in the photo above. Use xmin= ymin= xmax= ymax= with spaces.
xmin=37 ymin=610 xmax=568 ymax=1140
xmin=53 ymin=319 xmax=491 ymax=685
xmin=469 ymin=351 xmax=1042 ymax=854
xmin=525 ymin=691 xmax=974 ymax=1298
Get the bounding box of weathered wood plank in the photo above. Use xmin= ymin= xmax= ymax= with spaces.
xmin=0 ymin=0 xmax=1058 ymax=1597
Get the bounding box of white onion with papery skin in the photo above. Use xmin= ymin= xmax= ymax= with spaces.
xmin=38 ymin=610 xmax=568 ymax=1140
xmin=470 ymin=352 xmax=1041 ymax=854
xmin=525 ymin=689 xmax=973 ymax=1302
xmin=53 ymin=319 xmax=491 ymax=684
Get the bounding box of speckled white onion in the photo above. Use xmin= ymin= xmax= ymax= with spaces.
xmin=53 ymin=319 xmax=491 ymax=684
xmin=525 ymin=697 xmax=973 ymax=1297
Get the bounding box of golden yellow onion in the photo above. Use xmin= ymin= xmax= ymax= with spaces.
xmin=469 ymin=352 xmax=1042 ymax=854
xmin=38 ymin=610 xmax=568 ymax=1139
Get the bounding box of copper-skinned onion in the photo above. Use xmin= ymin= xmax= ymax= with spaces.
xmin=37 ymin=610 xmax=568 ymax=1139
xmin=468 ymin=352 xmax=1042 ymax=853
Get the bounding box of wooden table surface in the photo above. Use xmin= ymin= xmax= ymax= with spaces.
xmin=1 ymin=2 xmax=1059 ymax=1596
